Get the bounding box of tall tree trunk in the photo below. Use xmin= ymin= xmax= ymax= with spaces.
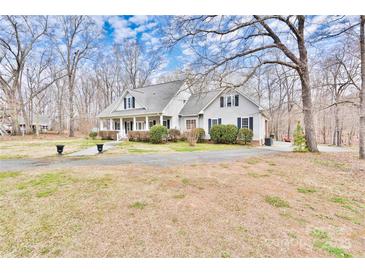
xmin=334 ymin=101 xmax=341 ymax=146
xmin=68 ymin=74 xmax=75 ymax=137
xmin=10 ymin=92 xmax=20 ymax=135
xmin=299 ymin=70 xmax=319 ymax=152
xmin=360 ymin=15 xmax=365 ymax=159
xmin=297 ymin=16 xmax=319 ymax=152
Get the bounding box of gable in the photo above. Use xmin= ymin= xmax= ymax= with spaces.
xmin=179 ymin=91 xmax=219 ymax=116
xmin=203 ymin=91 xmax=260 ymax=117
xmin=114 ymin=91 xmax=144 ymax=111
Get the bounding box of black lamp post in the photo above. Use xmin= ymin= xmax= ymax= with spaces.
xmin=56 ymin=145 xmax=65 ymax=155
xmin=96 ymin=144 xmax=104 ymax=153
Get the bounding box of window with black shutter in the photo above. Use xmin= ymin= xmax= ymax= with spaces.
xmin=220 ymin=96 xmax=224 ymax=107
xmin=237 ymin=117 xmax=241 ymax=129
xmin=234 ymin=95 xmax=239 ymax=106
xmin=249 ymin=117 xmax=253 ymax=131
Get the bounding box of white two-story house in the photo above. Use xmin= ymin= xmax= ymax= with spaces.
xmin=97 ymin=80 xmax=268 ymax=144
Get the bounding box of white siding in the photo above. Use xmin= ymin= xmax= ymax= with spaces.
xmin=163 ymin=89 xmax=191 ymax=129
xmin=114 ymin=92 xmax=143 ymax=110
xmin=202 ymin=91 xmax=264 ymax=141
xmin=180 ymin=115 xmax=199 ymax=132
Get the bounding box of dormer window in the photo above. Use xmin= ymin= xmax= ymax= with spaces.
xmin=220 ymin=94 xmax=239 ymax=108
xmin=124 ymin=95 xmax=135 ymax=109
xmin=227 ymin=96 xmax=232 ymax=107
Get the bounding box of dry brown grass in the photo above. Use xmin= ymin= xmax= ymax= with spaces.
xmin=0 ymin=135 xmax=107 ymax=159
xmin=0 ymin=152 xmax=364 ymax=257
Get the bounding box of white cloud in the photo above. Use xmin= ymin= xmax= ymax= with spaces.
xmin=129 ymin=15 xmax=148 ymax=25
xmin=108 ymin=16 xmax=136 ymax=42
xmin=135 ymin=21 xmax=157 ymax=33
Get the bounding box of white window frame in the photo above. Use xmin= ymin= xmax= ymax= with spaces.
xmin=114 ymin=120 xmax=120 ymax=130
xmin=241 ymin=117 xmax=249 ymax=128
xmin=136 ymin=121 xmax=145 ymax=130
xmin=211 ymin=118 xmax=219 ymax=126
xmin=127 ymin=96 xmax=132 ymax=109
xmin=186 ymin=119 xmax=197 ymax=130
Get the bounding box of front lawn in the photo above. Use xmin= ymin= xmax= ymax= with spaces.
xmin=0 ymin=135 xmax=111 ymax=159
xmin=111 ymin=141 xmax=244 ymax=154
xmin=0 ymin=152 xmax=364 ymax=257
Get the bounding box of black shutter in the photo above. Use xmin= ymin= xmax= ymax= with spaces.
xmin=130 ymin=121 xmax=133 ymax=131
xmin=237 ymin=117 xmax=241 ymax=129
xmin=124 ymin=98 xmax=126 ymax=109
xmin=249 ymin=117 xmax=253 ymax=131
xmin=124 ymin=121 xmax=127 ymax=134
xmin=167 ymin=120 xmax=170 ymax=129
xmin=220 ymin=96 xmax=224 ymax=108
xmin=208 ymin=118 xmax=212 ymax=133
xmin=132 ymin=97 xmax=135 ymax=108
xmin=218 ymin=118 xmax=222 ymax=124
xmin=235 ymin=95 xmax=239 ymax=106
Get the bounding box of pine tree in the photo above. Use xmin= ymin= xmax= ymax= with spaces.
xmin=293 ymin=121 xmax=308 ymax=152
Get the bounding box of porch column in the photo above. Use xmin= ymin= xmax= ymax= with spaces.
xmin=160 ymin=115 xmax=163 ymax=126
xmin=145 ymin=116 xmax=149 ymax=130
xmin=120 ymin=117 xmax=123 ymax=136
xmin=100 ymin=120 xmax=104 ymax=130
xmin=133 ymin=117 xmax=136 ymax=131
xmin=109 ymin=118 xmax=113 ymax=130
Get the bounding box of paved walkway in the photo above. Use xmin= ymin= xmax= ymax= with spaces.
xmin=68 ymin=141 xmax=120 ymax=156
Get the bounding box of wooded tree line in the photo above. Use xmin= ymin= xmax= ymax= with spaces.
xmin=0 ymin=15 xmax=364 ymax=158
xmin=0 ymin=16 xmax=165 ymax=136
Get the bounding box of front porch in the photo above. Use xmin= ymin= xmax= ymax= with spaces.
xmin=98 ymin=115 xmax=172 ymax=140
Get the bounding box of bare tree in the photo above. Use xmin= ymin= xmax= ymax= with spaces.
xmin=321 ymin=49 xmax=358 ymax=146
xmin=167 ymin=16 xmax=322 ymax=151
xmin=117 ymin=40 xmax=164 ymax=89
xmin=360 ymin=15 xmax=365 ymax=159
xmin=0 ymin=16 xmax=48 ymax=134
xmin=53 ymin=16 xmax=98 ymax=137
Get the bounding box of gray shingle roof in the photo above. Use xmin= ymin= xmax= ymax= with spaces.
xmin=97 ymin=80 xmax=184 ymax=118
xmin=179 ymin=91 xmax=219 ymax=116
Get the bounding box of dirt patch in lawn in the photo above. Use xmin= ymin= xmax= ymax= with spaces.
xmin=0 ymin=152 xmax=364 ymax=257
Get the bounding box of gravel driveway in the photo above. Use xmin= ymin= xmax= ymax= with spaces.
xmin=0 ymin=147 xmax=276 ymax=171
xmin=0 ymin=141 xmax=349 ymax=172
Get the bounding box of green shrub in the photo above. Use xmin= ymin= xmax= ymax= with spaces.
xmin=149 ymin=125 xmax=168 ymax=144
xmin=237 ymin=128 xmax=253 ymax=144
xmin=89 ymin=131 xmax=97 ymax=140
xmin=168 ymin=129 xmax=181 ymax=142
xmin=293 ymin=121 xmax=308 ymax=152
xmin=210 ymin=124 xmax=238 ymax=144
xmin=195 ymin=128 xmax=205 ymax=142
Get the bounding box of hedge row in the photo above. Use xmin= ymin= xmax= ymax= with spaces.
xmin=210 ymin=124 xmax=253 ymax=144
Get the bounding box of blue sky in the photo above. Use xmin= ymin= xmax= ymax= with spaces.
xmin=98 ymin=15 xmax=183 ymax=72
